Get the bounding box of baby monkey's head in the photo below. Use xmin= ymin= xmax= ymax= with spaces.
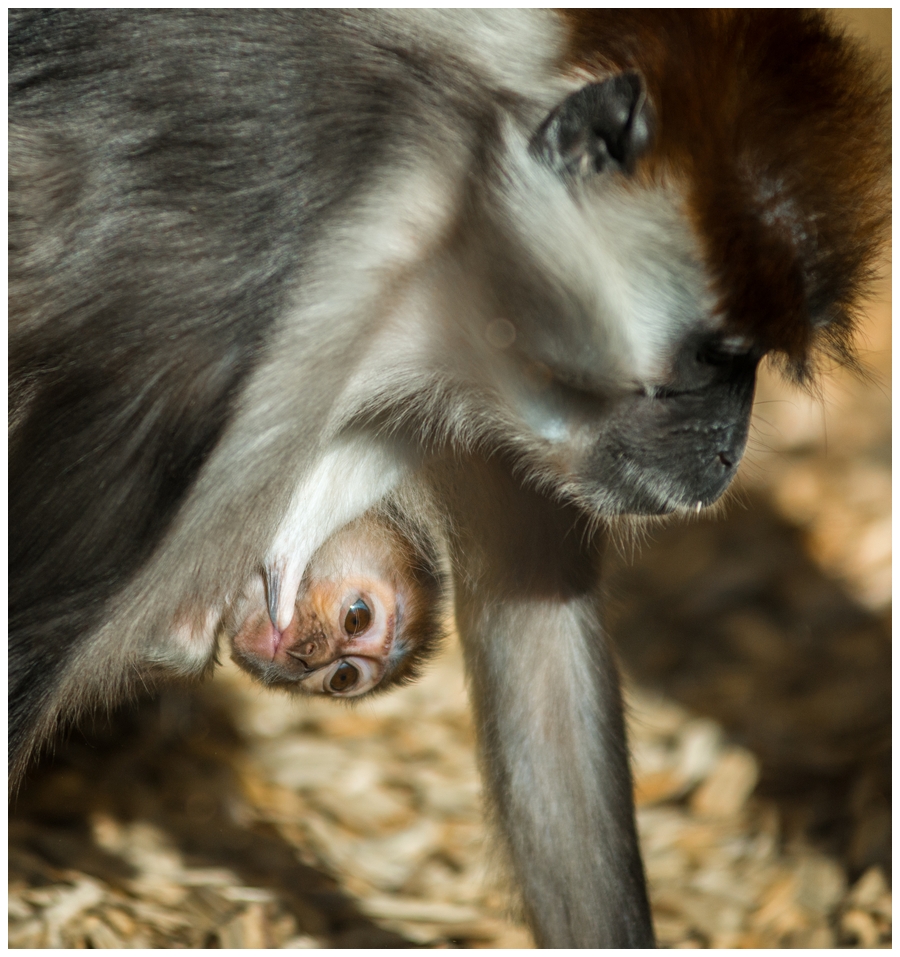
xmin=229 ymin=507 xmax=447 ymax=698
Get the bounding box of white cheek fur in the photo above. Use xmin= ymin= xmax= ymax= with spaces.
xmin=494 ymin=126 xmax=718 ymax=386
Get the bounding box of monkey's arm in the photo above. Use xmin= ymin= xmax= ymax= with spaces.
xmin=437 ymin=457 xmax=654 ymax=948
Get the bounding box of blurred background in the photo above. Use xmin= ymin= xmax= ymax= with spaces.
xmin=9 ymin=10 xmax=890 ymax=949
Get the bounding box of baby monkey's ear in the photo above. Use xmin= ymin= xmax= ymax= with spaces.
xmin=534 ymin=72 xmax=653 ymax=178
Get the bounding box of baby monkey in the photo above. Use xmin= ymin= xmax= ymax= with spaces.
xmin=228 ymin=505 xmax=447 ymax=698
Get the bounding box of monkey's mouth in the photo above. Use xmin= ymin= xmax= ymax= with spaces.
xmin=574 ymin=412 xmax=751 ymax=518
xmin=229 ymin=639 xmax=319 ymax=688
xmin=230 ymin=642 xmax=295 ymax=686
xmin=589 ymin=455 xmax=740 ymax=516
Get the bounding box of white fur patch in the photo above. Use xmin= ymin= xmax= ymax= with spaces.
xmin=494 ymin=122 xmax=716 ymax=388
xmin=267 ymin=434 xmax=416 ymax=631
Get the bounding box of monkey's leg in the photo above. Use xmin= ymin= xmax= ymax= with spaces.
xmin=440 ymin=458 xmax=654 ymax=948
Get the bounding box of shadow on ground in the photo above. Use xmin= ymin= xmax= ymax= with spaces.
xmin=608 ymin=490 xmax=891 ymax=880
xmin=11 ymin=690 xmax=416 ymax=948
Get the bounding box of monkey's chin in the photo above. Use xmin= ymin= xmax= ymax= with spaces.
xmin=644 ymin=491 xmax=725 ymax=517
xmin=229 ymin=646 xmax=305 ymax=690
xmin=592 ymin=475 xmax=736 ymax=518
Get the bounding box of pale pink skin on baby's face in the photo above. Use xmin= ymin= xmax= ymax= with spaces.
xmin=230 ymin=523 xmax=403 ymax=697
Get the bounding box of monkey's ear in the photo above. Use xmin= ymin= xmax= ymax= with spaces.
xmin=533 ymin=72 xmax=653 ymax=179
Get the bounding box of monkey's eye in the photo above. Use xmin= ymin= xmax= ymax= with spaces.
xmin=329 ymin=660 xmax=360 ymax=692
xmin=344 ymin=599 xmax=371 ymax=636
xmin=308 ymin=657 xmax=381 ymax=697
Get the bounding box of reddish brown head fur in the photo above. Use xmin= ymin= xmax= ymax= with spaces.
xmin=561 ymin=10 xmax=889 ymax=376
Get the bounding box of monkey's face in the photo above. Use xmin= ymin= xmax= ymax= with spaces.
xmin=468 ymin=170 xmax=761 ymax=517
xmin=428 ymin=166 xmax=753 ymax=517
xmin=228 ymin=520 xmax=446 ymax=698
xmin=230 ymin=571 xmax=400 ymax=697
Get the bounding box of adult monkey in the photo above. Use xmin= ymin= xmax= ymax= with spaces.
xmin=9 ymin=10 xmax=888 ymax=947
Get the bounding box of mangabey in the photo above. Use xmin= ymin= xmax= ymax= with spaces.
xmin=9 ymin=11 xmax=888 ymax=947
xmin=227 ymin=507 xmax=446 ymax=698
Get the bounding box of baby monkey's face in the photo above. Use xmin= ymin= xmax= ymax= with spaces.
xmin=228 ymin=518 xmax=434 ymax=697
xmin=276 ymin=569 xmax=399 ymax=696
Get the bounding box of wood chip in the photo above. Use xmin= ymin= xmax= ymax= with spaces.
xmin=359 ymin=895 xmax=482 ymax=924
xmin=841 ymin=908 xmax=882 ymax=948
xmin=691 ymin=748 xmax=759 ymax=819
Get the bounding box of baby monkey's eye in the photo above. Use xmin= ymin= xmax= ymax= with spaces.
xmin=329 ymin=661 xmax=360 ymax=692
xmin=344 ymin=599 xmax=371 ymax=636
